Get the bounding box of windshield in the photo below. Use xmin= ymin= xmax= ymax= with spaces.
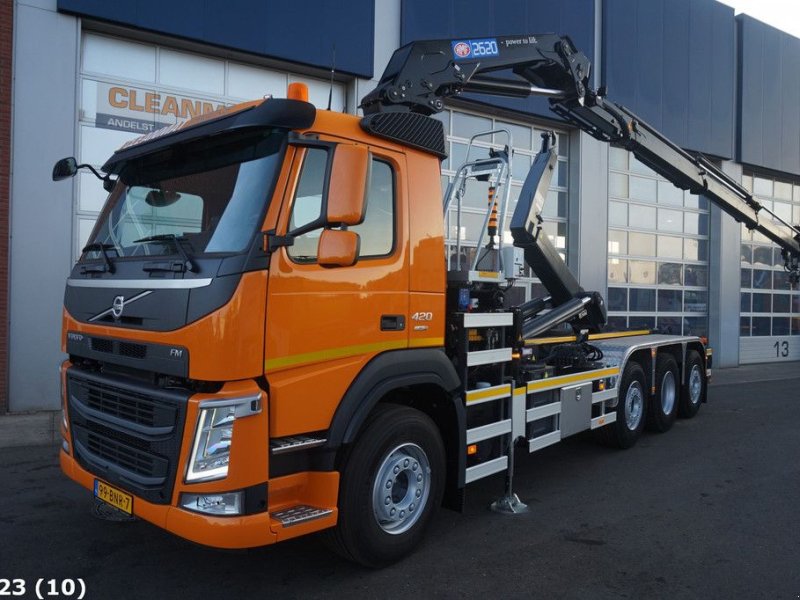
xmin=86 ymin=130 xmax=286 ymax=259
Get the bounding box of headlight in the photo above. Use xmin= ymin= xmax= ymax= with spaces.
xmin=186 ymin=396 xmax=261 ymax=483
xmin=187 ymin=405 xmax=236 ymax=482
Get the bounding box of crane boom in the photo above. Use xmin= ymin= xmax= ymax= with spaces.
xmin=362 ymin=34 xmax=800 ymax=286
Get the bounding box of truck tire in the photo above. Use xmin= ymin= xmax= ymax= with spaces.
xmin=327 ymin=403 xmax=445 ymax=567
xmin=596 ymin=360 xmax=647 ymax=449
xmin=646 ymin=353 xmax=679 ymax=432
xmin=678 ymin=349 xmax=705 ymax=418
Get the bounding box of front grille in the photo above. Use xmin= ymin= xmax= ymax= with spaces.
xmin=86 ymin=430 xmax=159 ymax=477
xmin=91 ymin=338 xmax=113 ymax=353
xmin=119 ymin=342 xmax=147 ymax=359
xmin=67 ymin=368 xmax=189 ymax=504
xmin=83 ymin=381 xmax=174 ymax=429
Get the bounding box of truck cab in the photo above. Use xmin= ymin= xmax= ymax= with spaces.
xmin=59 ymin=84 xmax=453 ymax=555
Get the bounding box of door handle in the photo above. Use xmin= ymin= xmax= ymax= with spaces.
xmin=380 ymin=315 xmax=406 ymax=331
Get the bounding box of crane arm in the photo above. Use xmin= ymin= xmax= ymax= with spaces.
xmin=363 ymin=34 xmax=800 ymax=286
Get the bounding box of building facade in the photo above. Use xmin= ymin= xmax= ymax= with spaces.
xmin=4 ymin=0 xmax=800 ymax=413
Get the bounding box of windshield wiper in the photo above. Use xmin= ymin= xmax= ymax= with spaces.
xmin=81 ymin=243 xmax=116 ymax=274
xmin=132 ymin=234 xmax=196 ymax=272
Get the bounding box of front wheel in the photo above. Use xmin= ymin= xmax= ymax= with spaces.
xmin=327 ymin=404 xmax=445 ymax=567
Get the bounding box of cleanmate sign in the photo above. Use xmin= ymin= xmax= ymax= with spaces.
xmin=94 ymin=82 xmax=227 ymax=134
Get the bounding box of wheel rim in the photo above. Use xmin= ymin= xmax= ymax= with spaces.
xmin=660 ymin=370 xmax=676 ymax=415
xmin=688 ymin=365 xmax=703 ymax=406
xmin=372 ymin=443 xmax=431 ymax=535
xmin=625 ymin=381 xmax=644 ymax=430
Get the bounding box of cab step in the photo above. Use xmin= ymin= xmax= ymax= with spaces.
xmin=271 ymin=505 xmax=333 ymax=527
xmin=270 ymin=435 xmax=327 ymax=455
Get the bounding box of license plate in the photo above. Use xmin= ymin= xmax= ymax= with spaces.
xmin=94 ymin=479 xmax=133 ymax=515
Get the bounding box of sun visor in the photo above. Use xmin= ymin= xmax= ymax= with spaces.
xmin=102 ymin=98 xmax=316 ymax=175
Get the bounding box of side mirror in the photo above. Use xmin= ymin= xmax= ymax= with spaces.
xmin=327 ymin=144 xmax=369 ymax=226
xmin=52 ymin=157 xmax=78 ymax=181
xmin=317 ymin=229 xmax=360 ymax=268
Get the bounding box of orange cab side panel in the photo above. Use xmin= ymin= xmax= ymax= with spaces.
xmin=265 ymin=113 xmax=415 ymax=437
xmin=406 ymin=150 xmax=446 ymax=347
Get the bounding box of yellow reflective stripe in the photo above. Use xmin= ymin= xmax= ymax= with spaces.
xmin=514 ymin=387 xmax=526 ymax=397
xmin=409 ymin=337 xmax=444 ymax=348
xmin=477 ymin=271 xmax=500 ymax=278
xmin=465 ymin=384 xmax=511 ymax=404
xmin=524 ymin=329 xmax=652 ymax=346
xmin=527 ymin=367 xmax=620 ymax=392
xmin=265 ymin=337 xmax=443 ymax=371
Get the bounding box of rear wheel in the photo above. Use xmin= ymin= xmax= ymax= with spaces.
xmin=647 ymin=354 xmax=679 ymax=432
xmin=679 ymin=349 xmax=705 ymax=418
xmin=327 ymin=404 xmax=445 ymax=567
xmin=597 ymin=360 xmax=647 ymax=449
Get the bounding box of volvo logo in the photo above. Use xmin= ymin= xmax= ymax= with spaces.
xmin=89 ymin=290 xmax=153 ymax=323
xmin=112 ymin=295 xmax=125 ymax=319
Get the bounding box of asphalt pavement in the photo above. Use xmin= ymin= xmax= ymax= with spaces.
xmin=2 ymin=371 xmax=799 ymax=599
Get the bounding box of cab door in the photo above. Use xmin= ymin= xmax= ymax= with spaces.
xmin=264 ymin=141 xmax=410 ymax=436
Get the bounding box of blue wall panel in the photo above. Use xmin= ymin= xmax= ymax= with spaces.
xmin=738 ymin=15 xmax=800 ymax=176
xmin=57 ymin=0 xmax=374 ymax=78
xmin=603 ymin=0 xmax=735 ymax=158
xmin=400 ymin=0 xmax=595 ymax=121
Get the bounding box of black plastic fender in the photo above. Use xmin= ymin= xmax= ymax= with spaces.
xmin=326 ymin=348 xmax=466 ymax=488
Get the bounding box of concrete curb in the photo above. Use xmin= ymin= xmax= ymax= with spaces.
xmin=1 ymin=361 xmax=797 ymax=448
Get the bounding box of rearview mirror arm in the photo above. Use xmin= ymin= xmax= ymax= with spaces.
xmin=79 ymin=162 xmax=116 ymax=192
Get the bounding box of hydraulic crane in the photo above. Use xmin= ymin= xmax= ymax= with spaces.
xmin=362 ymin=33 xmax=800 ymax=309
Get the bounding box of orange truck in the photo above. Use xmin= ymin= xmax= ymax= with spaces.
xmin=53 ymin=34 xmax=799 ymax=567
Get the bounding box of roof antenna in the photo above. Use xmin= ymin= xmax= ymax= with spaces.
xmin=327 ymin=45 xmax=336 ymax=111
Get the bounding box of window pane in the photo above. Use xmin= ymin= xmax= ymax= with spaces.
xmin=773 ymin=294 xmax=791 ymax=313
xmin=741 ymin=268 xmax=752 ymax=288
xmin=657 ymin=180 xmax=683 ymax=205
xmin=752 ymin=246 xmax=773 ymax=266
xmin=629 ymin=204 xmax=656 ymax=229
xmin=657 ymin=316 xmax=682 ymax=334
xmin=774 ymin=271 xmax=792 ymax=290
xmin=609 ymin=201 xmax=627 ymax=226
xmin=658 ymin=262 xmax=683 ymax=285
xmin=753 ymin=176 xmax=773 ymax=197
xmin=740 ymin=292 xmax=751 ymax=312
xmin=512 ymin=152 xmax=531 ymax=181
xmin=608 ymin=258 xmax=628 ymax=283
xmin=630 ymin=176 xmax=657 ymax=202
xmin=452 ymin=112 xmax=492 ymax=140
xmin=740 ymin=317 xmax=751 ymax=337
xmin=684 ymin=291 xmax=708 ymax=313
xmin=351 ymin=160 xmax=394 ymax=257
xmin=610 ymin=147 xmax=628 ymax=170
xmin=657 ymin=235 xmax=683 ymax=259
xmin=630 ymin=260 xmax=656 ymax=284
xmin=740 ymin=244 xmax=752 ymax=265
xmin=607 ymin=287 xmax=627 ymax=311
xmin=658 ymin=208 xmax=683 ymax=233
xmin=496 ymin=121 xmax=531 ymax=149
xmin=684 ymin=317 xmax=708 ymax=337
xmin=792 ymin=317 xmax=800 ymax=335
xmin=752 ymin=317 xmax=771 ymax=336
xmin=752 ymin=293 xmax=771 ymax=313
xmin=606 ymin=316 xmax=628 ymax=330
xmin=685 ymin=238 xmax=708 ymax=261
xmin=773 ymin=317 xmax=790 ymax=336
xmin=629 ymin=316 xmax=655 ymax=329
xmin=629 ymin=288 xmax=655 ymax=311
xmin=288 ymin=148 xmax=328 ymax=259
xmin=752 ymin=269 xmax=772 ymax=289
xmin=629 ymin=232 xmax=655 ymax=256
xmin=684 ymin=212 xmax=708 ymax=235
xmin=684 ymin=265 xmax=707 ymax=287
xmin=658 ymin=289 xmax=682 ymax=311
xmin=608 ymin=229 xmax=627 ymax=255
xmin=609 ymin=173 xmax=628 ymax=198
